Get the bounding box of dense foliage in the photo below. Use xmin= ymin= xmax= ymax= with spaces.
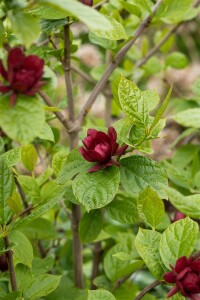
xmin=0 ymin=0 xmax=200 ymax=299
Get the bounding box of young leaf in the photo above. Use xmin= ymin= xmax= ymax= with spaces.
xmin=167 ymin=187 xmax=200 ymax=218
xmin=138 ymin=188 xmax=165 ymax=229
xmin=0 ymin=147 xmax=21 ymax=167
xmin=103 ymin=235 xmax=143 ymax=282
xmin=88 ymin=290 xmax=116 ymax=300
xmin=23 ymin=274 xmax=61 ymax=300
xmin=159 ymin=217 xmax=198 ymax=269
xmin=0 ymin=95 xmax=45 ymax=144
xmin=73 ymin=166 xmax=120 ymax=211
xmin=52 ymin=150 xmax=68 ymax=177
xmin=150 ymin=86 xmax=172 ymax=130
xmin=9 ymin=230 xmax=33 ymax=268
xmin=106 ymin=193 xmax=140 ymax=224
xmin=7 ymin=191 xmax=23 ymax=215
xmin=9 ymin=12 xmax=40 ymax=47
xmin=118 ymin=75 xmax=149 ymax=126
xmin=38 ymin=122 xmax=55 ymax=142
xmin=21 ymin=145 xmax=38 ymax=173
xmin=166 ymin=52 xmax=188 ymax=69
xmin=79 ymin=210 xmax=102 ymax=243
xmin=17 ymin=175 xmax=41 ymax=205
xmin=120 ymin=155 xmax=168 ymax=198
xmin=39 ymin=0 xmax=113 ymax=31
xmin=0 ymin=157 xmax=14 ymax=224
xmin=135 ymin=229 xmax=167 ymax=279
xmin=56 ymin=149 xmax=91 ymax=184
xmin=173 ymin=108 xmax=200 ymax=128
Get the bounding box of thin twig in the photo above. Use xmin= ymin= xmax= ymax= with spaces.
xmin=4 ymin=236 xmax=17 ymax=291
xmin=77 ymin=0 xmax=163 ymax=125
xmin=60 ymin=199 xmax=72 ymax=221
xmin=104 ymin=50 xmax=112 ymax=127
xmin=63 ymin=23 xmax=84 ymax=289
xmin=134 ymin=280 xmax=162 ymax=300
xmin=71 ymin=64 xmax=96 ymax=85
xmin=91 ymin=241 xmax=102 ymax=289
xmin=38 ymin=90 xmax=72 ymax=131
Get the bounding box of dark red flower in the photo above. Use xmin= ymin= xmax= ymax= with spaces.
xmin=173 ymin=212 xmax=186 ymax=223
xmin=164 ymin=256 xmax=200 ymax=300
xmin=0 ymin=47 xmax=45 ymax=106
xmin=0 ymin=255 xmax=8 ymax=272
xmin=80 ymin=0 xmax=93 ymax=6
xmin=79 ymin=126 xmax=128 ymax=172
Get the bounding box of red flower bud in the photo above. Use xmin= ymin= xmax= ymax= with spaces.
xmin=79 ymin=126 xmax=128 ymax=172
xmin=173 ymin=212 xmax=186 ymax=223
xmin=0 ymin=255 xmax=8 ymax=272
xmin=163 ymin=256 xmax=200 ymax=299
xmin=80 ymin=0 xmax=93 ymax=6
xmin=0 ymin=47 xmax=45 ymax=106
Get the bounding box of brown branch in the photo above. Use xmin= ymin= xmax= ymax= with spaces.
xmin=4 ymin=236 xmax=17 ymax=291
xmin=38 ymin=90 xmax=72 ymax=131
xmin=63 ymin=24 xmax=84 ymax=289
xmin=77 ymin=0 xmax=164 ymax=126
xmin=71 ymin=64 xmax=96 ymax=85
xmin=91 ymin=241 xmax=102 ymax=289
xmin=63 ymin=24 xmax=75 ymax=123
xmin=134 ymin=280 xmax=162 ymax=300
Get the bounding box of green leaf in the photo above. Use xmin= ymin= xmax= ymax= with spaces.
xmin=21 ymin=145 xmax=37 ymax=173
xmin=159 ymin=217 xmax=198 ymax=269
xmin=40 ymin=180 xmax=66 ymax=203
xmin=18 ymin=175 xmax=40 ymax=205
xmin=36 ymin=167 xmax=53 ymax=187
xmin=1 ymin=292 xmax=22 ymax=300
xmin=0 ymin=95 xmax=45 ymax=144
xmin=142 ymin=89 xmax=160 ymax=112
xmin=52 ymin=150 xmax=68 ymax=177
xmin=150 ymin=86 xmax=172 ymax=130
xmin=120 ymin=155 xmax=168 ymax=198
xmin=56 ymin=149 xmax=90 ymax=184
xmin=0 ymin=147 xmax=21 ymax=167
xmin=7 ymin=191 xmax=23 ymax=215
xmin=173 ymin=108 xmax=200 ymax=128
xmin=118 ymin=76 xmax=149 ymax=125
xmin=38 ymin=0 xmax=113 ymax=32
xmin=103 ymin=235 xmax=143 ymax=282
xmin=167 ymin=187 xmax=200 ymax=218
xmin=0 ymin=157 xmax=14 ymax=224
xmin=9 ymin=11 xmax=40 ymax=47
xmin=79 ymin=210 xmax=103 ymax=243
xmin=38 ymin=122 xmax=55 ymax=142
xmin=9 ymin=230 xmax=33 ymax=268
xmin=106 ymin=193 xmax=140 ymax=224
xmin=21 ymin=218 xmax=56 ymax=240
xmin=156 ymin=0 xmax=197 ymax=24
xmin=32 ymin=256 xmax=54 ymax=276
xmin=92 ymin=16 xmax=127 ymax=40
xmin=23 ymin=274 xmax=61 ymax=300
xmin=138 ymin=188 xmax=164 ymax=229
xmin=9 ymin=181 xmax=66 ymax=231
xmin=135 ymin=229 xmax=166 ymax=279
xmin=166 ymin=52 xmax=188 ymax=69
xmin=73 ymin=166 xmax=120 ymax=211
xmin=0 ymin=20 xmax=5 ymax=47
xmin=88 ymin=290 xmax=116 ymax=300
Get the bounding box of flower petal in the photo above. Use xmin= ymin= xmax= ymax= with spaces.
xmin=190 ymin=258 xmax=200 ymax=273
xmin=0 ymin=84 xmax=11 ymax=93
xmin=8 ymin=47 xmax=25 ymax=70
xmin=0 ymin=60 xmax=8 ymax=80
xmin=115 ymin=144 xmax=128 ymax=156
xmin=163 ymin=272 xmax=176 ymax=283
xmin=175 ymin=256 xmax=188 ymax=273
xmin=108 ymin=126 xmax=117 ymax=142
xmin=79 ymin=147 xmax=106 ymax=162
xmin=9 ymin=93 xmax=17 ymax=107
xmin=82 ymin=136 xmax=94 ymax=150
xmin=167 ymin=285 xmax=179 ymax=298
xmin=88 ymin=163 xmax=104 ymax=173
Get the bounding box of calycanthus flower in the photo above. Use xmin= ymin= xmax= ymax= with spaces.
xmin=0 ymin=47 xmax=45 ymax=106
xmin=164 ymin=256 xmax=200 ymax=300
xmin=80 ymin=0 xmax=93 ymax=6
xmin=79 ymin=126 xmax=128 ymax=173
xmin=173 ymin=212 xmax=186 ymax=223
